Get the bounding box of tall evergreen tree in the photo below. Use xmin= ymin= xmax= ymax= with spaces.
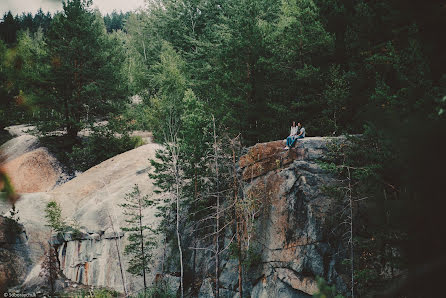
xmin=37 ymin=0 xmax=129 ymax=139
xmin=263 ymin=0 xmax=334 ymax=136
xmin=0 ymin=12 xmax=19 ymax=44
xmin=120 ymin=185 xmax=156 ymax=291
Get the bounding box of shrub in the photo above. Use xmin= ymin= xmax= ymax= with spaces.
xmin=313 ymin=277 xmax=344 ymax=298
xmin=40 ymin=131 xmax=143 ymax=173
xmin=132 ymin=284 xmax=176 ymax=298
xmin=44 ymin=200 xmax=66 ymax=232
xmin=68 ymin=132 xmax=139 ymax=172
xmin=71 ymin=288 xmax=120 ymax=298
xmin=131 ymin=135 xmax=146 ymax=148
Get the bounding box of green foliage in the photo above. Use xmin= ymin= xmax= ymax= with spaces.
xmin=66 ymin=218 xmax=83 ymax=240
xmin=131 ymin=136 xmax=146 ymax=148
xmin=71 ymin=288 xmax=120 ymax=298
xmin=123 ymin=102 xmax=152 ymax=131
xmin=321 ymin=65 xmax=351 ymax=135
xmin=40 ymin=126 xmax=142 ymax=173
xmin=35 ymin=0 xmax=129 ymax=139
xmin=44 ymin=200 xmax=66 ymax=233
xmin=243 ymin=245 xmax=262 ymax=269
xmin=119 ymin=185 xmax=156 ymax=285
xmin=321 ymin=130 xmax=409 ymax=295
xmin=103 ymin=11 xmax=130 ymax=33
xmin=0 ymin=29 xmax=47 ymax=127
xmin=0 ymin=171 xmax=18 ymax=205
xmin=0 ymin=10 xmax=52 ymax=45
xmin=0 ymin=12 xmax=19 ymax=44
xmin=146 ymin=42 xmax=188 ymax=140
xmin=228 ymin=242 xmax=262 ymax=269
xmin=67 ymin=133 xmax=141 ymax=172
xmin=132 ymin=283 xmax=176 ymax=298
xmin=313 ymin=277 xmax=344 ymax=298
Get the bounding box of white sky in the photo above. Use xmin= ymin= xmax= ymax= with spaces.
xmin=0 ymin=0 xmax=146 ymax=16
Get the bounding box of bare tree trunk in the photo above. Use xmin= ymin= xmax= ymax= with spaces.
xmin=138 ymin=196 xmax=147 ymax=292
xmin=192 ymin=166 xmax=198 ymax=291
xmin=231 ymin=137 xmax=243 ymax=298
xmin=212 ymin=115 xmax=220 ymax=298
xmin=237 ymin=222 xmax=243 ymax=298
xmin=175 ymin=173 xmax=184 ymax=298
xmin=347 ymin=167 xmax=354 ymax=298
xmin=142 ymin=39 xmax=147 ymax=61
xmin=108 ymin=213 xmax=128 ymax=296
xmin=170 ymin=126 xmax=184 ymax=298
xmin=299 ymin=26 xmax=303 ymax=66
xmin=162 ymin=111 xmax=184 ymax=298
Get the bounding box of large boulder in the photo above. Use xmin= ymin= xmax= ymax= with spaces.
xmin=1 ymin=135 xmax=67 ymax=193
xmin=3 ymin=148 xmax=66 ymax=193
xmin=4 ymin=125 xmax=36 ymax=138
xmin=51 ymin=141 xmax=163 ymax=232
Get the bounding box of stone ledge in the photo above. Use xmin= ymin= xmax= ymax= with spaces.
xmin=239 ymin=137 xmax=344 ymax=181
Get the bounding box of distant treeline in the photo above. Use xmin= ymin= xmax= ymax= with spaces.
xmin=0 ymin=9 xmax=129 ymax=44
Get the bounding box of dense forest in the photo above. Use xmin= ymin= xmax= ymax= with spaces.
xmin=1 ymin=0 xmax=445 ymax=296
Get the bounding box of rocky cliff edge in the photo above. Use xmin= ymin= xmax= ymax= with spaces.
xmin=214 ymin=137 xmax=347 ymax=297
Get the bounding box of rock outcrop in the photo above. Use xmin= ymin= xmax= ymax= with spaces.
xmin=0 ymin=132 xmax=165 ymax=294
xmin=214 ymin=137 xmax=347 ymax=297
xmin=1 ymin=131 xmax=347 ymax=296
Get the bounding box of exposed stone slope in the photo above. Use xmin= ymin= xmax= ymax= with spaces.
xmin=0 ymin=140 xmax=165 ymax=293
xmin=0 ymin=133 xmax=347 ymax=296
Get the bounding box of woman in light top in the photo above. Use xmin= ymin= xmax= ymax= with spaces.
xmin=284 ymin=121 xmax=305 ymax=150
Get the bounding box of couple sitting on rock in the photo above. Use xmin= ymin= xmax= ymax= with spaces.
xmin=284 ymin=121 xmax=305 ymax=150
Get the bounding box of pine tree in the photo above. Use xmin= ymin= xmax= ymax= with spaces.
xmin=37 ymin=0 xmax=129 ymax=139
xmin=44 ymin=201 xmax=66 ymax=233
xmin=265 ymin=0 xmax=334 ymax=136
xmin=119 ymin=184 xmax=156 ymax=292
xmin=322 ymin=64 xmax=351 ymax=135
xmin=0 ymin=12 xmax=19 ymax=44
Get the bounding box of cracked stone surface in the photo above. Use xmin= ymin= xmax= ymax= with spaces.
xmin=214 ymin=137 xmax=348 ymax=297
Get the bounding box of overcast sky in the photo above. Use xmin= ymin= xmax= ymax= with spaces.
xmin=1 ymin=0 xmax=146 ymax=16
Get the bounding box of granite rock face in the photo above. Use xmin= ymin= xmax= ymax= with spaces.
xmin=57 ymin=232 xmax=127 ymax=292
xmin=0 ymin=132 xmax=165 ymax=294
xmin=212 ymin=137 xmax=347 ymax=297
xmin=1 ymin=131 xmax=347 ymax=296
